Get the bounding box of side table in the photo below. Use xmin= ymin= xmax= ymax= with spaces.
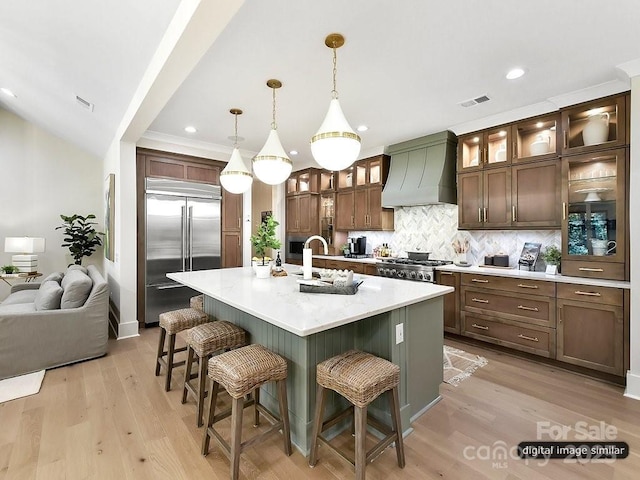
xmin=0 ymin=272 xmax=43 ymax=286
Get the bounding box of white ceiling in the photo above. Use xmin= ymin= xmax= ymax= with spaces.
xmin=2 ymin=1 xmax=639 ymax=167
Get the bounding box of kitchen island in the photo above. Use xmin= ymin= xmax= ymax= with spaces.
xmin=168 ymin=265 xmax=452 ymax=454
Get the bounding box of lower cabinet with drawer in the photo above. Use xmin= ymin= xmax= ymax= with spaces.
xmin=556 ymin=283 xmax=625 ymax=375
xmin=459 ymin=273 xmax=557 ymax=358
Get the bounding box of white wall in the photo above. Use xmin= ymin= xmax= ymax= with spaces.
xmin=0 ymin=107 xmax=103 ymax=299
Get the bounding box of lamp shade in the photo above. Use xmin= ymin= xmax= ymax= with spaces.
xmin=310 ymin=98 xmax=361 ymax=171
xmin=253 ymin=129 xmax=293 ymax=185
xmin=220 ymin=148 xmax=253 ymax=194
xmin=4 ymin=237 xmax=45 ymax=253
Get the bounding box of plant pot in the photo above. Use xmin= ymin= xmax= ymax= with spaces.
xmin=255 ymin=263 xmax=271 ymax=279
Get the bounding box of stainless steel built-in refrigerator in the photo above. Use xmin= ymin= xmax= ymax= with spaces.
xmin=145 ymin=178 xmax=221 ymax=324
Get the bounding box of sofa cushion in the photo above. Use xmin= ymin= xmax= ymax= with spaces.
xmin=66 ymin=265 xmax=88 ymax=274
xmin=42 ymin=271 xmax=64 ymax=284
xmin=60 ymin=270 xmax=92 ymax=309
xmin=0 ymin=302 xmax=36 ymax=315
xmin=1 ymin=289 xmax=38 ymax=305
xmin=34 ymin=281 xmax=64 ymax=311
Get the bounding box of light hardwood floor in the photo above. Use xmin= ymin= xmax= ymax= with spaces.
xmin=2 ymin=328 xmax=639 ymax=480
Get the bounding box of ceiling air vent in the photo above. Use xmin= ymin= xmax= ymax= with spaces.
xmin=75 ymin=95 xmax=95 ymax=112
xmin=459 ymin=94 xmax=490 ymax=108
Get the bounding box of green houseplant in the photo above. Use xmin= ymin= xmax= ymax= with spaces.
xmin=541 ymin=245 xmax=562 ymax=274
xmin=56 ymin=214 xmax=104 ymax=265
xmin=1 ymin=265 xmax=19 ymax=274
xmin=250 ymin=215 xmax=281 ymax=277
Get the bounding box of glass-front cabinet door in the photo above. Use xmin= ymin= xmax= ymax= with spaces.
xmin=512 ymin=113 xmax=559 ymax=163
xmin=561 ymin=148 xmax=626 ymax=280
xmin=457 ymin=133 xmax=484 ymax=171
xmin=485 ymin=126 xmax=511 ymax=168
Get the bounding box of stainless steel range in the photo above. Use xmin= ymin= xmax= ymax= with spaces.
xmin=376 ymin=258 xmax=453 ymax=282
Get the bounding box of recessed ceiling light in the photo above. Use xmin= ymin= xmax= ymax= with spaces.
xmin=356 ymin=125 xmax=368 ymax=132
xmin=473 ymin=137 xmax=480 ymax=143
xmin=536 ymin=122 xmax=544 ymax=128
xmin=499 ymin=130 xmax=507 ymax=137
xmin=289 ymin=150 xmax=298 ymax=156
xmin=506 ymin=68 xmax=525 ymax=80
xmin=1 ymin=87 xmax=17 ymax=98
xmin=184 ymin=126 xmax=197 ymax=133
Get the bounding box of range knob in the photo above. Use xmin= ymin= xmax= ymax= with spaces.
xmin=397 ymin=270 xmax=405 ymax=278
xmin=390 ymin=269 xmax=397 ymax=277
xmin=424 ymin=273 xmax=432 ymax=282
xmin=417 ymin=272 xmax=424 ymax=280
xmin=409 ymin=271 xmax=417 ymax=280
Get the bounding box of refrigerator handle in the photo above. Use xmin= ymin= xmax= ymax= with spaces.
xmin=188 ymin=205 xmax=194 ymax=271
xmin=181 ymin=205 xmax=186 ymax=271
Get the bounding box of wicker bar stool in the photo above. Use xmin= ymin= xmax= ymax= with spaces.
xmin=309 ymin=350 xmax=405 ymax=480
xmin=182 ymin=321 xmax=247 ymax=427
xmin=190 ymin=294 xmax=204 ymax=312
xmin=155 ymin=307 xmax=209 ymax=391
xmin=202 ymin=344 xmax=292 ymax=480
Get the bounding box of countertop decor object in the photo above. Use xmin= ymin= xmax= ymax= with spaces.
xmin=541 ymin=245 xmax=562 ymax=275
xmin=250 ymin=214 xmax=281 ymax=277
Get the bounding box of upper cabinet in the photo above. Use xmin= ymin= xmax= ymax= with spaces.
xmin=458 ymin=126 xmax=512 ymax=172
xmin=561 ymin=94 xmax=626 ymax=156
xmin=286 ymin=168 xmax=320 ymax=195
xmin=512 ymin=113 xmax=560 ymax=163
xmin=560 ymin=148 xmax=627 ymax=280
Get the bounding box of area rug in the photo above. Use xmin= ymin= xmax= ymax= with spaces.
xmin=0 ymin=370 xmax=45 ymax=404
xmin=443 ymin=345 xmax=487 ymax=386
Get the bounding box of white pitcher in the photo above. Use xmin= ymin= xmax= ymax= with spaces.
xmin=582 ymin=112 xmax=610 ymax=146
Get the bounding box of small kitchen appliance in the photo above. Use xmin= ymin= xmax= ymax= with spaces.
xmin=347 ymin=236 xmax=367 ymax=257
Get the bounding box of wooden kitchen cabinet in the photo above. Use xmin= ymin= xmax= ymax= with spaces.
xmin=556 ymin=283 xmax=625 ymax=375
xmin=286 ymin=168 xmax=320 ymax=195
xmin=286 ymin=194 xmax=319 ymax=234
xmin=222 ymin=190 xmax=243 ymax=267
xmin=457 ymin=126 xmax=511 ymax=172
xmin=354 ymin=186 xmax=393 ymax=230
xmin=143 ymin=150 xmax=221 ymax=184
xmin=511 ymin=159 xmax=561 ymax=228
xmin=560 ymin=93 xmax=626 ymax=156
xmin=458 ymin=167 xmax=511 ymax=229
xmin=561 ymin=148 xmax=627 ymax=280
xmin=436 ymin=270 xmax=460 ymax=334
xmin=511 ymin=112 xmax=560 ymax=163
xmin=459 ymin=273 xmax=556 ymax=358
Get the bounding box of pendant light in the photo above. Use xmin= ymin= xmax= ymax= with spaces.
xmin=253 ymin=79 xmax=293 ymax=185
xmin=220 ymin=108 xmax=253 ymax=194
xmin=310 ymin=33 xmax=361 ymax=171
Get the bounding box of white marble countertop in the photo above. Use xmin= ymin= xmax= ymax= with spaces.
xmin=168 ymin=265 xmax=453 ymax=337
xmin=312 ymin=255 xmax=380 ymax=264
xmin=436 ymin=264 xmax=631 ymax=289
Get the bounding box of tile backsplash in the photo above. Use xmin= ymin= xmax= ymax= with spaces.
xmin=350 ymin=205 xmax=561 ymax=270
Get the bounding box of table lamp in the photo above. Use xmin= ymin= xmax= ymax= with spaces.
xmin=4 ymin=237 xmax=46 ymax=273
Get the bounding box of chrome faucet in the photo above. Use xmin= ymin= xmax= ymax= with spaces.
xmin=302 ymin=235 xmax=328 ymax=279
xmin=304 ymin=235 xmax=329 ymax=255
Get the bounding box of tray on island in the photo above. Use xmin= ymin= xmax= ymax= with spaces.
xmin=298 ymin=280 xmax=363 ymax=295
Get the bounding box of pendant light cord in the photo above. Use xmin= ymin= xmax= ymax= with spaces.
xmin=233 ymin=112 xmax=239 ymax=147
xmin=332 ymin=46 xmax=338 ymax=99
xmin=272 ymin=86 xmax=277 ymax=130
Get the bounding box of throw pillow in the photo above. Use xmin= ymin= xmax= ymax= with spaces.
xmin=34 ymin=280 xmax=64 ymax=311
xmin=42 ymin=271 xmax=64 ymax=284
xmin=60 ymin=270 xmax=93 ymax=309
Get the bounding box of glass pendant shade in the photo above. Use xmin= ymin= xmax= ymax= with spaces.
xmin=253 ymin=128 xmax=293 ymax=185
xmin=311 ymin=98 xmax=361 ymax=171
xmin=220 ymin=148 xmax=253 ymax=194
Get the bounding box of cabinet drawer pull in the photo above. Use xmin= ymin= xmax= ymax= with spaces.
xmin=237 ymin=218 xmax=241 ymax=229
xmin=439 ymin=271 xmax=454 ymax=276
xmin=478 ymin=208 xmax=482 ymax=223
xmin=472 ymin=298 xmax=489 ymax=304
xmin=578 ymin=267 xmax=604 ymax=272
xmin=512 ymin=140 xmax=517 ymax=159
xmin=518 ymin=305 xmax=539 ymax=312
xmin=512 ymin=205 xmax=517 ymax=222
xmin=574 ymin=290 xmax=601 ymax=297
xmin=483 ymin=207 xmax=487 ymax=222
xmin=518 ymin=334 xmax=539 ymax=343
xmin=517 ymin=283 xmax=538 ymax=289
xmin=562 ymin=202 xmax=567 ymax=221
xmin=472 ymin=323 xmax=489 ymax=331
xmin=471 ymin=278 xmax=489 ymax=283
xmin=563 ymin=130 xmax=568 ymax=149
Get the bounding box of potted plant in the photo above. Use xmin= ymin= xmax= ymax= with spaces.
xmin=250 ymin=215 xmax=281 ymax=278
xmin=1 ymin=265 xmax=19 ymax=275
xmin=56 ymin=214 xmax=104 ymax=265
xmin=541 ymin=245 xmax=562 ymax=275
xmin=340 ymin=243 xmax=350 ymax=256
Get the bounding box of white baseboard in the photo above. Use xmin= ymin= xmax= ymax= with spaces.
xmin=624 ymin=371 xmax=640 ymax=400
xmin=117 ymin=319 xmax=140 ymax=339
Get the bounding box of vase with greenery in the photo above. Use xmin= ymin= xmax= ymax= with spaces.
xmin=541 ymin=245 xmax=562 ymax=274
xmin=250 ymin=215 xmax=281 ymax=274
xmin=1 ymin=265 xmax=19 ymax=274
xmin=56 ymin=214 xmax=104 ymax=265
